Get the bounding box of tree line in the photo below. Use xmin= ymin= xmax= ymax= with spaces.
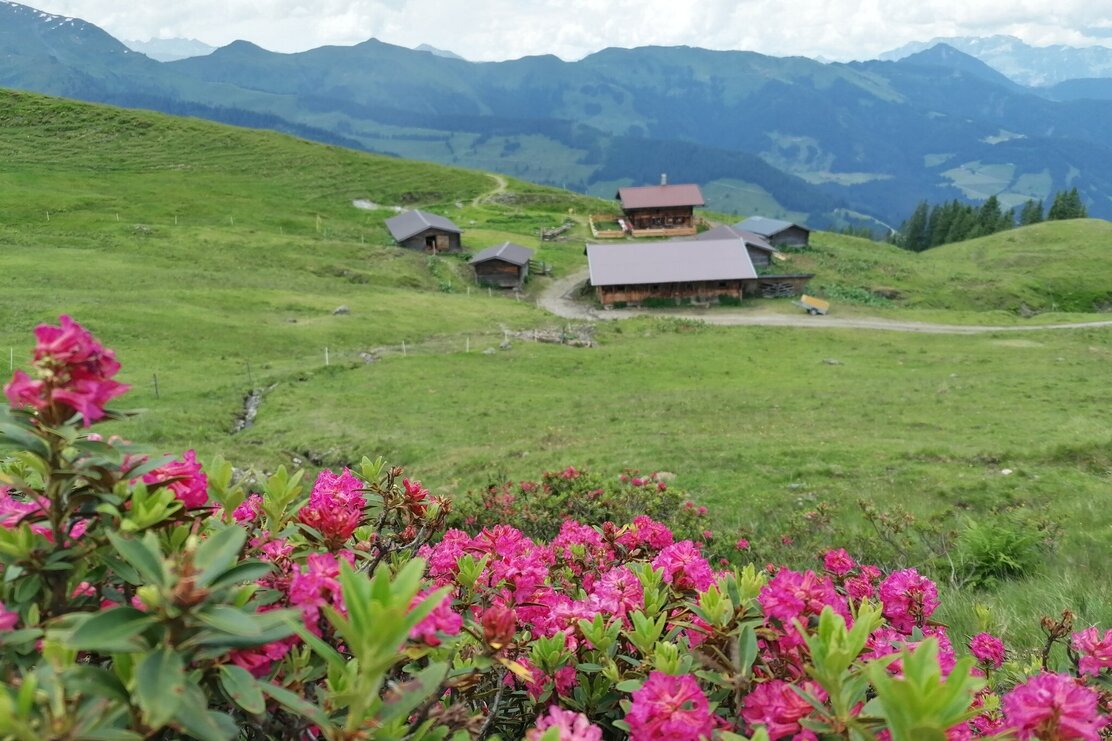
xmin=893 ymin=188 xmax=1089 ymax=252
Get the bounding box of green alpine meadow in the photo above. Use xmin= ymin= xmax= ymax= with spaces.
xmin=1 ymin=84 xmax=1111 ymax=737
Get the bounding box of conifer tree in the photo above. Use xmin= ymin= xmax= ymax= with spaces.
xmin=1019 ymin=199 xmax=1043 ymax=225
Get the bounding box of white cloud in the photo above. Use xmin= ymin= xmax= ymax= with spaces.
xmin=25 ymin=0 xmax=1112 ymax=60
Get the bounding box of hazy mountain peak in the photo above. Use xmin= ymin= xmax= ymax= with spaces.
xmin=899 ymin=43 xmax=1021 ymax=89
xmin=879 ymin=35 xmax=1112 ymax=86
xmin=124 ymin=37 xmax=216 ymax=62
xmin=415 ymin=43 xmax=464 ymax=61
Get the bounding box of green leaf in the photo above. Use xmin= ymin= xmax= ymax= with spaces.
xmin=135 ymin=647 xmax=185 ymax=729
xmin=174 ymin=680 xmax=238 ymax=741
xmin=259 ymin=682 xmax=332 ymax=729
xmin=196 ymin=605 xmax=262 ymax=638
xmin=615 ymin=679 xmax=644 ymax=692
xmin=63 ymin=665 xmax=131 ymax=704
xmin=194 ymin=526 xmax=247 ymax=588
xmin=206 ymin=560 xmax=272 ymax=591
xmin=69 ymin=607 xmax=157 ymax=653
xmin=106 ymin=532 xmax=166 ymax=587
xmin=0 ymin=423 xmax=49 ymax=458
xmin=218 ymin=665 xmax=266 ymax=715
xmin=120 ymin=454 xmax=177 ymax=481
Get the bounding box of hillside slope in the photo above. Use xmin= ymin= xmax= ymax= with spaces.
xmin=5 ymin=2 xmax=1112 ymax=227
xmin=0 ymin=89 xmax=604 ymax=452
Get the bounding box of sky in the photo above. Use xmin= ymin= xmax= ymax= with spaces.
xmin=25 ymin=0 xmax=1112 ymax=62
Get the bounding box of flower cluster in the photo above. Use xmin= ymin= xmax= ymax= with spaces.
xmin=2 ymin=317 xmax=1111 ymax=741
xmin=4 ymin=315 xmax=128 ymax=426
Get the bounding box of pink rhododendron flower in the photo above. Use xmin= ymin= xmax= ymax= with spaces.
xmin=845 ymin=575 xmax=874 ymax=601
xmin=822 ymin=548 xmax=855 ymax=576
xmin=514 ymin=655 xmax=577 ymax=701
xmin=297 ymin=468 xmax=365 ymax=544
xmin=587 ymin=565 xmax=644 ymax=618
xmin=409 ymin=590 xmax=462 ymax=647
xmin=652 ymin=541 xmax=715 ymax=591
xmin=4 ymin=316 xmax=128 ymax=425
xmin=233 ymin=494 xmax=264 ymax=523
xmin=1003 ymin=672 xmax=1108 ymax=740
xmin=866 ymin=626 xmax=957 ymax=676
xmin=552 ymin=520 xmax=616 ymax=576
xmin=481 ymin=603 xmax=517 ymax=648
xmin=626 ymin=672 xmax=717 ymax=741
xmin=878 ymin=568 xmax=939 ymax=633
xmin=1071 ymin=626 xmax=1112 ymax=676
xmin=616 ymin=515 xmax=674 ymax=551
xmin=742 ymin=679 xmax=825 ymax=740
xmin=402 ymin=478 xmax=430 ymax=517
xmin=526 ymin=705 xmax=603 ymax=741
xmin=0 ymin=489 xmax=47 ymax=529
xmin=288 ymin=551 xmax=352 ymax=634
xmin=142 ymin=449 xmax=208 ymax=508
xmin=736 ymin=538 xmax=750 ymax=550
xmin=969 ymin=632 xmax=1006 ymax=669
xmin=758 ymin=568 xmax=848 ymax=646
xmin=0 ymin=601 xmax=18 ymax=631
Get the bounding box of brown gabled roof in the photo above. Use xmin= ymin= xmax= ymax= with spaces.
xmin=385 ymin=209 xmax=462 ymax=242
xmin=469 ymin=242 xmax=533 ymax=266
xmin=587 ymin=238 xmax=756 ymax=287
xmin=616 ymin=183 xmax=705 ymax=210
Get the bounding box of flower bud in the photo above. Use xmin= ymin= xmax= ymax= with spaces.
xmin=481 ymin=604 xmax=517 ymax=650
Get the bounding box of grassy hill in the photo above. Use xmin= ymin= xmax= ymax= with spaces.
xmin=2 ymin=90 xmax=1112 ymax=649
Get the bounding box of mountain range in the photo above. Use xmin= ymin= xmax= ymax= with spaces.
xmin=880 ymin=35 xmax=1112 ymax=87
xmin=3 ymin=0 xmax=1112 ymax=228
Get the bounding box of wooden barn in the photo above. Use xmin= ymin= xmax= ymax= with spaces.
xmin=694 ymin=224 xmax=779 ymax=267
xmin=385 ymin=210 xmax=462 ymax=253
xmin=615 ymin=176 xmax=704 ymax=237
xmin=587 ymin=238 xmax=757 ymax=307
xmin=735 ymin=216 xmax=811 ymax=248
xmin=470 ymin=242 xmax=534 ymax=289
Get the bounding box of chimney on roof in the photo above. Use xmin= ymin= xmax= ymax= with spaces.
xmin=660 ymin=173 xmax=667 ymax=186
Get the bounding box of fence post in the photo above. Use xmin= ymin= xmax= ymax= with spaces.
xmin=466 ymin=337 xmax=470 ymax=353
xmin=152 ymin=373 xmax=160 ymax=400
xmin=402 ymin=341 xmax=407 ymax=357
xmin=246 ymin=361 xmax=254 ymax=387
xmin=325 ymin=347 xmax=330 ymax=366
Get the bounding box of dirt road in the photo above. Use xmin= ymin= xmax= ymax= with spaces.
xmin=537 ymin=270 xmax=1112 ymax=335
xmin=472 ymin=174 xmax=509 ymax=207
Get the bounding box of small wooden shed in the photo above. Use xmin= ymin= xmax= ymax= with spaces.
xmin=470 ymin=242 xmax=533 ymax=289
xmin=735 ymin=216 xmax=811 ymax=249
xmin=694 ymin=224 xmax=779 ymax=267
xmin=385 ymin=210 xmax=462 ymax=253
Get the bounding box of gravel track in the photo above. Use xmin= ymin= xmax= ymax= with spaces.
xmin=537 ymin=270 xmax=1112 ymax=335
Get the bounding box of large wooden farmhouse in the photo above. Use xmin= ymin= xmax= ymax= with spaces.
xmin=735 ymin=216 xmax=810 ymax=248
xmin=615 ymin=177 xmax=704 ymax=237
xmin=470 ymin=242 xmax=534 ymax=290
xmin=385 ymin=210 xmax=462 ymax=253
xmin=694 ymin=224 xmax=779 ymax=267
xmin=587 ymin=238 xmax=757 ymax=307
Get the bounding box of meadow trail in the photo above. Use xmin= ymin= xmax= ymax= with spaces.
xmin=471 ymin=173 xmax=508 ymax=206
xmin=538 ymin=269 xmax=1112 ymax=334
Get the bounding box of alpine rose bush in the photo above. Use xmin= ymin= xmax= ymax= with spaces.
xmin=0 ymin=316 xmax=1110 ymax=740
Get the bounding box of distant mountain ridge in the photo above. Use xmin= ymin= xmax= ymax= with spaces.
xmin=124 ymin=37 xmax=217 ymax=62
xmin=3 ymin=1 xmax=1112 ymax=227
xmin=880 ymin=35 xmax=1112 ymax=87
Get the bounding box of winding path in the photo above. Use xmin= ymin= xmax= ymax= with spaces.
xmin=538 ymin=270 xmax=1112 ymax=335
xmin=472 ymin=173 xmax=509 ymax=207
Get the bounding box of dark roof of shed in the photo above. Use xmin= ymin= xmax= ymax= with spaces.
xmin=469 ymin=241 xmax=534 ymax=266
xmin=587 ymin=238 xmax=756 ymax=287
xmin=734 ymin=216 xmax=810 ymax=237
xmin=694 ymin=225 xmax=778 ymax=252
xmin=385 ymin=209 xmax=462 ymax=241
xmin=616 ymin=183 xmax=705 ymax=210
